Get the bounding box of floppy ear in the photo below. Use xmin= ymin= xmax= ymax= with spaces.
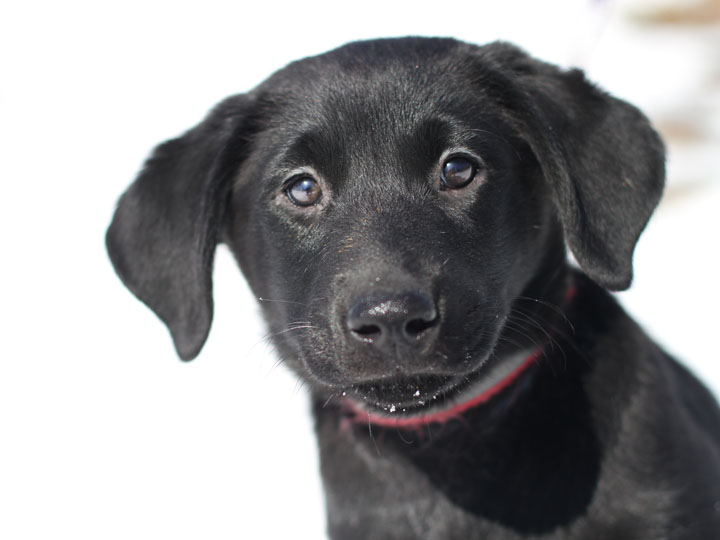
xmin=106 ymin=95 xmax=254 ymax=360
xmin=489 ymin=43 xmax=666 ymax=290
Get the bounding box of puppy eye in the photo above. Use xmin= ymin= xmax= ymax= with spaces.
xmin=286 ymin=176 xmax=322 ymax=206
xmin=440 ymin=157 xmax=476 ymax=189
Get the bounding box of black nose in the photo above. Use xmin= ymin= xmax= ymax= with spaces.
xmin=346 ymin=291 xmax=439 ymax=351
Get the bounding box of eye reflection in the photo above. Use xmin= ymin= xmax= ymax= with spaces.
xmin=287 ymin=176 xmax=322 ymax=206
xmin=441 ymin=158 xmax=476 ymax=189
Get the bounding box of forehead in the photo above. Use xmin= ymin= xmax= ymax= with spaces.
xmin=259 ymin=51 xmax=504 ymax=169
xmin=253 ymin=44 xmax=512 ymax=180
xmin=269 ymin=43 xmax=498 ymax=120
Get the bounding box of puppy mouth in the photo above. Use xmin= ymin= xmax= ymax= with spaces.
xmin=342 ymin=348 xmax=540 ymax=427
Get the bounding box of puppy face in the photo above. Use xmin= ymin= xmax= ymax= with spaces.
xmin=107 ymin=38 xmax=664 ymax=418
xmin=225 ymin=47 xmax=554 ymax=412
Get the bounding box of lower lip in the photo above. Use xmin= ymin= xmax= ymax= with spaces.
xmin=343 ymin=348 xmax=541 ymax=428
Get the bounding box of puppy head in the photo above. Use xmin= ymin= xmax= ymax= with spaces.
xmin=107 ymin=38 xmax=664 ymax=413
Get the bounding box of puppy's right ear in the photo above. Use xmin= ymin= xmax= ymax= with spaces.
xmin=106 ymin=95 xmax=255 ymax=360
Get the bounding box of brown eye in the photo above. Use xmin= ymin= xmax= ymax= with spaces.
xmin=286 ymin=176 xmax=322 ymax=206
xmin=441 ymin=157 xmax=476 ymax=189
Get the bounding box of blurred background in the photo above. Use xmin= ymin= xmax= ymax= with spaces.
xmin=1 ymin=0 xmax=718 ymax=537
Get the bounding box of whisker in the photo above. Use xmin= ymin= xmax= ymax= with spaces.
xmin=507 ymin=311 xmax=574 ymax=375
xmin=507 ymin=311 xmax=554 ymax=346
xmin=293 ymin=376 xmax=310 ymax=396
xmin=502 ymin=319 xmax=543 ymax=349
xmin=273 ymin=325 xmax=318 ymax=336
xmin=507 ymin=310 xmax=568 ymax=367
xmin=368 ymin=418 xmax=381 ymax=456
xmin=396 ymin=429 xmax=414 ymax=445
xmin=494 ymin=335 xmax=527 ymax=351
xmin=514 ymin=296 xmax=575 ymax=334
xmin=258 ymin=297 xmax=308 ymax=306
xmin=268 ymin=352 xmax=290 ymax=373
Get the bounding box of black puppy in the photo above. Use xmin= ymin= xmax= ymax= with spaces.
xmin=107 ymin=38 xmax=720 ymax=539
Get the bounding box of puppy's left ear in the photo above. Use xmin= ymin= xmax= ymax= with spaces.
xmin=492 ymin=44 xmax=666 ymax=290
xmin=106 ymin=95 xmax=255 ymax=360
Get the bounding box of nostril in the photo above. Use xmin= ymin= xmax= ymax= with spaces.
xmin=352 ymin=324 xmax=382 ymax=342
xmin=404 ymin=316 xmax=437 ymax=337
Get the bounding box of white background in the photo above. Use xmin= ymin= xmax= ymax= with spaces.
xmin=1 ymin=0 xmax=718 ymax=538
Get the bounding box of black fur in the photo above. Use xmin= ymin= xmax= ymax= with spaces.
xmin=107 ymin=38 xmax=720 ymax=538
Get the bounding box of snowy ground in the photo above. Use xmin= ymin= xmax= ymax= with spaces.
xmin=1 ymin=1 xmax=718 ymax=538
